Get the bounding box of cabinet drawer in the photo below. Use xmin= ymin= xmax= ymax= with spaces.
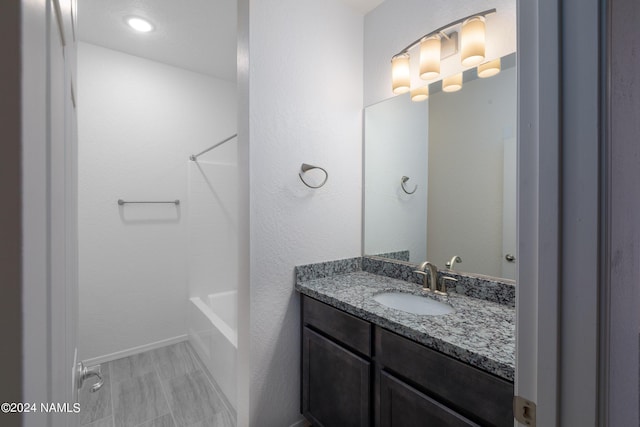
xmin=302 ymin=295 xmax=372 ymax=357
xmin=376 ymin=327 xmax=513 ymax=427
xmin=379 ymin=370 xmax=479 ymax=427
xmin=303 ymin=327 xmax=370 ymax=427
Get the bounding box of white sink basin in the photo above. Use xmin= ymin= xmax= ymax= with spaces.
xmin=373 ymin=292 xmax=455 ymax=316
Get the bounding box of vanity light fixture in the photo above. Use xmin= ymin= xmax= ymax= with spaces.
xmin=442 ymin=73 xmax=463 ymax=92
xmin=391 ymin=54 xmax=411 ymax=94
xmin=460 ymin=17 xmax=486 ymax=66
xmin=477 ymin=58 xmax=501 ymax=78
xmin=410 ymin=85 xmax=429 ymax=102
xmin=419 ymin=36 xmax=442 ymax=80
xmin=390 ymin=8 xmax=495 ymax=97
xmin=125 ymin=16 xmax=155 ymax=33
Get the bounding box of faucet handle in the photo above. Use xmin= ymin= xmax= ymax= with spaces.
xmin=434 ymin=276 xmax=458 ymax=296
xmin=413 ymin=270 xmax=431 ymax=292
xmin=440 ymin=276 xmax=458 ymax=291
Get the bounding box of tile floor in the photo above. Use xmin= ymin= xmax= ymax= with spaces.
xmin=79 ymin=342 xmax=235 ymax=427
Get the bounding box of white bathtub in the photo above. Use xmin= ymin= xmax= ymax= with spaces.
xmin=189 ymin=290 xmax=237 ymax=411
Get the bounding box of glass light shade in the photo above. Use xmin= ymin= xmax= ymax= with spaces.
xmin=419 ymin=36 xmax=441 ymax=80
xmin=391 ymin=54 xmax=411 ymax=94
xmin=460 ymin=17 xmax=485 ymax=67
xmin=442 ymin=73 xmax=463 ymax=92
xmin=477 ymin=58 xmax=501 ymax=78
xmin=410 ymin=86 xmax=429 ymax=102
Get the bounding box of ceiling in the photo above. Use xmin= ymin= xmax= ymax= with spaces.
xmin=78 ymin=0 xmax=238 ymax=81
xmin=342 ymin=0 xmax=386 ymax=14
xmin=77 ymin=0 xmax=384 ymax=81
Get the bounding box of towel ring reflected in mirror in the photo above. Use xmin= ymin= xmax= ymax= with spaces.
xmin=401 ymin=176 xmax=417 ymax=195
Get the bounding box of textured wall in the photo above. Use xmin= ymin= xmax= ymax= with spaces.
xmin=248 ymin=0 xmax=363 ymax=424
xmin=78 ymin=42 xmax=237 ymax=360
xmin=364 ymin=0 xmax=516 ymax=106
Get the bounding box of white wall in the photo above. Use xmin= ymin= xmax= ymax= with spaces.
xmin=247 ymin=0 xmax=363 ymax=424
xmin=364 ymin=93 xmax=428 ymax=263
xmin=427 ymin=67 xmax=516 ymax=277
xmin=364 ymin=0 xmax=516 ymax=106
xmin=78 ymin=42 xmax=237 ymax=360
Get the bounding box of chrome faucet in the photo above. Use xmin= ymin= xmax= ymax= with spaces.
xmin=445 ymin=255 xmax=462 ymax=270
xmin=413 ymin=261 xmax=440 ymax=293
xmin=415 ymin=261 xmax=458 ymax=295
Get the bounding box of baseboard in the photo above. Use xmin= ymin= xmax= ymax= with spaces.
xmin=82 ymin=335 xmax=188 ymax=366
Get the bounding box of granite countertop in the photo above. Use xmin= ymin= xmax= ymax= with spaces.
xmin=296 ymin=271 xmax=515 ymax=382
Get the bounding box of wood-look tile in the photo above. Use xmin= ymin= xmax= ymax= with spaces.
xmin=186 ymin=410 xmax=235 ymax=427
xmin=136 ymin=413 xmax=176 ymax=427
xmin=164 ymin=370 xmax=226 ymax=427
xmin=112 ymin=372 xmax=169 ymax=427
xmin=151 ymin=342 xmax=200 ymax=381
xmin=80 ymin=362 xmax=112 ymax=425
xmin=110 ymin=352 xmax=156 ymax=383
xmin=84 ymin=416 xmax=114 ymax=427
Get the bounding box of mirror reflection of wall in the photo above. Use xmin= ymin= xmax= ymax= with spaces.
xmin=428 ymin=61 xmax=516 ymax=279
xmin=364 ymin=56 xmax=516 ymax=280
xmin=364 ymin=95 xmax=428 ymax=263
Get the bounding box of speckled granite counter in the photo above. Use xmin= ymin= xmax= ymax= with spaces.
xmin=295 ymin=271 xmax=515 ymax=382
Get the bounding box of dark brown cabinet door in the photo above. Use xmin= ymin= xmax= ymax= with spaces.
xmin=379 ymin=371 xmax=479 ymax=427
xmin=302 ymin=327 xmax=371 ymax=427
xmin=376 ymin=328 xmax=513 ymax=426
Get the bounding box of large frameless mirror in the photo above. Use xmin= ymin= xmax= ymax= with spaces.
xmin=364 ymin=53 xmax=516 ymax=280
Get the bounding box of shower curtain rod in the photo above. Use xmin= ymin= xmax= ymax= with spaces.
xmin=189 ymin=133 xmax=238 ymax=161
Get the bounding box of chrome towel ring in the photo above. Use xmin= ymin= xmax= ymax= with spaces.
xmin=401 ymin=176 xmax=417 ymax=194
xmin=299 ymin=163 xmax=328 ymax=189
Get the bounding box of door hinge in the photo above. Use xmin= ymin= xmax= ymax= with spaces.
xmin=513 ymin=395 xmax=536 ymax=426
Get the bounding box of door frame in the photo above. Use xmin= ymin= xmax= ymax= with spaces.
xmin=516 ymin=0 xmax=562 ymax=423
xmin=517 ymin=0 xmax=638 ymax=425
xmin=22 ymin=0 xmax=54 ymax=425
xmin=602 ymin=0 xmax=640 ymax=424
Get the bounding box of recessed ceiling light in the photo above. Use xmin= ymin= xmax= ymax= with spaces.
xmin=125 ymin=16 xmax=154 ymax=33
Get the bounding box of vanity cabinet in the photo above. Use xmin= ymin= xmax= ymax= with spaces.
xmin=300 ymin=295 xmax=514 ymax=427
xmin=376 ymin=328 xmax=513 ymax=426
xmin=302 ymin=296 xmax=372 ymax=427
xmin=378 ymin=370 xmax=478 ymax=426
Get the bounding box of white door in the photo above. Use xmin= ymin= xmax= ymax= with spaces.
xmin=23 ymin=1 xmax=81 ymax=425
xmin=51 ymin=0 xmax=81 ymax=425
